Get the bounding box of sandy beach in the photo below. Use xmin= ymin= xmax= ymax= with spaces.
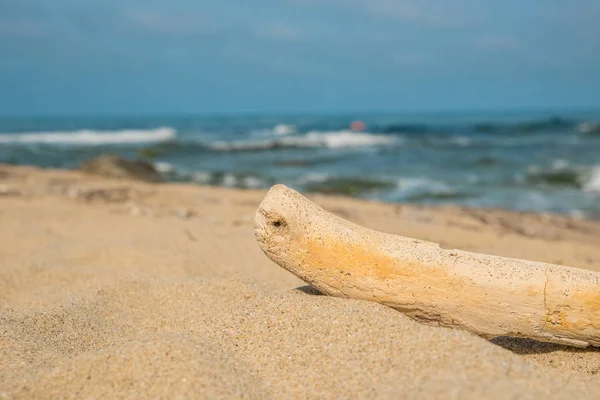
xmin=1 ymin=163 xmax=600 ymax=399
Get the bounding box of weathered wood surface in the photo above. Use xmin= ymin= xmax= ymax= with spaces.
xmin=254 ymin=184 xmax=600 ymax=348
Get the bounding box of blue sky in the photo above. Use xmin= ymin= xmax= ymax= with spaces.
xmin=1 ymin=0 xmax=599 ymax=115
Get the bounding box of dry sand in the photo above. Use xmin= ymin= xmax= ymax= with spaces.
xmin=1 ymin=164 xmax=599 ymax=399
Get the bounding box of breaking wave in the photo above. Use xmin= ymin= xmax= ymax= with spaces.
xmin=584 ymin=166 xmax=600 ymax=193
xmin=524 ymin=161 xmax=600 ymax=192
xmin=0 ymin=127 xmax=176 ymax=145
xmin=191 ymin=170 xmax=269 ymax=189
xmin=295 ymin=173 xmax=463 ymax=201
xmin=578 ymin=122 xmax=600 ymax=136
xmin=210 ymin=130 xmax=399 ymax=152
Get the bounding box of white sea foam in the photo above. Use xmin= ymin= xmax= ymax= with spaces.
xmin=242 ymin=176 xmax=264 ymax=188
xmin=466 ymin=174 xmax=479 ymax=184
xmin=192 ymin=171 xmax=212 ymax=184
xmin=0 ymin=127 xmax=176 ymax=145
xmin=249 ymin=124 xmax=297 ymax=138
xmin=210 ymin=130 xmax=398 ymax=151
xmin=552 ymin=159 xmax=570 ymax=170
xmin=395 ymin=177 xmax=453 ymax=195
xmin=377 ymin=176 xmax=459 ymax=202
xmin=298 ymin=174 xmax=451 ymax=197
xmin=578 ymin=122 xmax=600 ymax=135
xmin=222 ymin=174 xmax=238 ymax=187
xmin=189 ymin=171 xmax=265 ymax=189
xmin=273 ymin=124 xmax=296 ymax=135
xmin=297 ymin=172 xmax=331 ymax=184
xmin=302 ymin=130 xmax=397 ymax=148
xmin=569 ymin=209 xmax=586 ymax=220
xmin=153 ymin=161 xmax=175 ymax=174
xmin=583 ymin=166 xmax=600 ymax=193
xmin=452 ymin=136 xmax=472 ymax=147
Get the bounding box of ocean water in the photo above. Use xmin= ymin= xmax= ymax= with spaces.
xmin=1 ymin=111 xmax=600 ymax=218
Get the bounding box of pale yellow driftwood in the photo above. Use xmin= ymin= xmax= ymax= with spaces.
xmin=254 ymin=184 xmax=600 ymax=348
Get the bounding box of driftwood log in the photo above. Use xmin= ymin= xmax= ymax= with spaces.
xmin=254 ymin=184 xmax=600 ymax=348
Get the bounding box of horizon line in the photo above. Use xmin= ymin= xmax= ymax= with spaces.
xmin=1 ymin=106 xmax=600 ymax=120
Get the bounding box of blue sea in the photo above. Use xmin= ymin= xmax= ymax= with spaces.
xmin=1 ymin=111 xmax=600 ymax=218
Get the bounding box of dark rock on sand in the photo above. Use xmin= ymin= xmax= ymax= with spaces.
xmin=77 ymin=154 xmax=163 ymax=183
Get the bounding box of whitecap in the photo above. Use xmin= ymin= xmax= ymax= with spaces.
xmin=154 ymin=161 xmax=175 ymax=174
xmin=273 ymin=124 xmax=296 ymax=135
xmin=0 ymin=127 xmax=176 ymax=145
xmin=583 ymin=166 xmax=600 ymax=193
xmin=452 ymin=136 xmax=472 ymax=147
xmin=222 ymin=174 xmax=238 ymax=187
xmin=209 ymin=130 xmax=398 ymax=152
xmin=578 ymin=122 xmax=600 ymax=135
xmin=242 ymin=176 xmax=264 ymax=188
xmin=302 ymin=130 xmax=398 ymax=148
xmin=395 ymin=177 xmax=453 ymax=194
xmin=569 ymin=209 xmax=586 ymax=220
xmin=192 ymin=171 xmax=212 ymax=184
xmin=552 ymin=159 xmax=570 ymax=170
xmin=297 ymin=172 xmax=331 ymax=184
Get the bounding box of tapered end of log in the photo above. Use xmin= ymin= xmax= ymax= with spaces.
xmin=254 ymin=184 xmax=359 ymax=287
xmin=253 ymin=184 xmax=297 ymax=231
xmin=254 ymin=184 xmax=317 ymax=273
xmin=254 ymin=184 xmax=329 ymax=239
